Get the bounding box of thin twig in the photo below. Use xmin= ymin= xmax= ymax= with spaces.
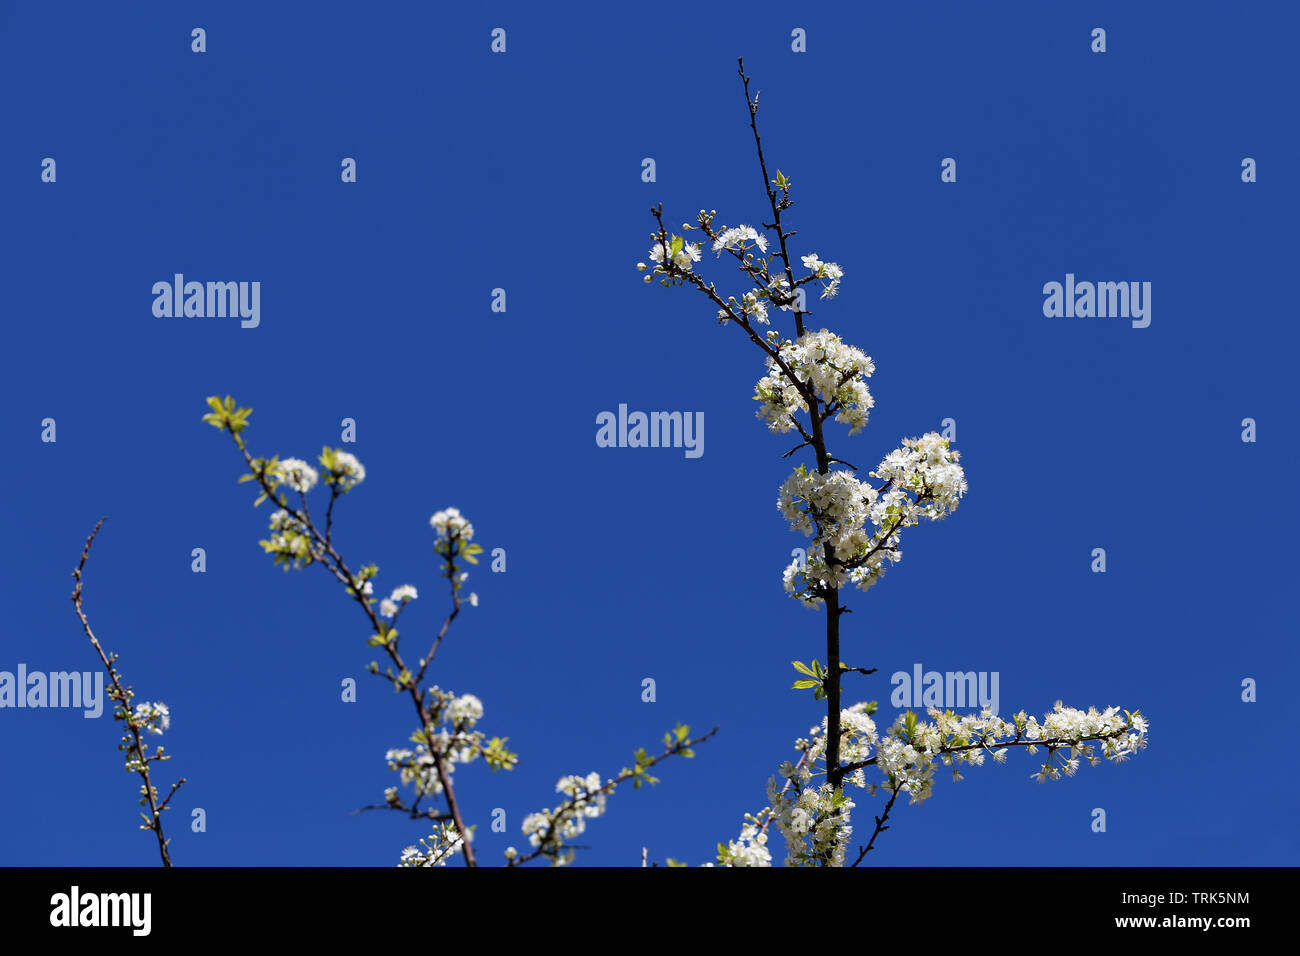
xmin=71 ymin=518 xmax=184 ymax=867
xmin=851 ymin=786 xmax=900 ymax=866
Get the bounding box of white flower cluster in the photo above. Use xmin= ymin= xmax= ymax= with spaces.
xmin=765 ymin=705 xmax=878 ymax=865
xmin=870 ymin=433 xmax=967 ymax=522
xmin=385 ymin=745 xmax=442 ymax=796
xmin=722 ymin=702 xmax=1147 ymax=865
xmin=777 ymin=467 xmax=889 ymax=605
xmin=875 ymin=708 xmax=1008 ymax=805
xmin=754 ymin=329 xmax=875 ymax=436
xmin=520 ymin=771 xmax=611 ymax=866
xmin=445 ymin=693 xmax=483 ymax=728
xmin=268 ymin=509 xmax=301 ymax=532
xmin=778 ymin=468 xmax=877 ymax=560
xmin=326 ymin=450 xmax=366 ymax=491
xmin=646 ymin=237 xmax=703 ymax=273
xmin=398 ymin=824 xmax=465 ymax=867
xmin=767 ymin=774 xmax=855 ymax=866
xmin=272 ymin=458 xmax=318 ymax=493
xmin=777 ymin=434 xmax=965 ymax=607
xmin=132 ymin=701 xmax=170 ymax=736
xmin=712 ymin=224 xmax=769 ymax=256
xmin=1022 ymin=703 xmax=1150 ymax=779
xmin=873 ymin=704 xmax=1148 ymax=802
xmin=379 ymin=583 xmax=418 ymax=619
xmin=800 ymin=253 xmax=844 ymax=299
xmin=837 ymin=707 xmax=878 ymax=767
xmin=430 ymin=507 xmax=473 ymax=542
xmin=430 ymin=508 xmax=480 ymax=606
xmin=711 ymin=810 xmax=773 ymax=867
xmin=384 ymin=691 xmax=497 ymax=797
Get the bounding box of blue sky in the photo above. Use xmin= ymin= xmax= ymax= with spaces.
xmin=1 ymin=1 xmax=1296 ymax=866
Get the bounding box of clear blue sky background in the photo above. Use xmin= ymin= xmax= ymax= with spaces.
xmin=2 ymin=2 xmax=1296 ymax=866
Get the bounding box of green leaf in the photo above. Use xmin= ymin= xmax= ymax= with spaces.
xmin=792 ymin=660 xmax=816 ymax=678
xmin=792 ymin=679 xmax=819 ymax=690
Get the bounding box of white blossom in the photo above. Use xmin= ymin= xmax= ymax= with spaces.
xmin=754 ymin=329 xmax=875 ymax=436
xmin=381 ymin=584 xmax=418 ymax=618
xmin=430 ymin=507 xmax=474 ymax=542
xmin=329 ymin=450 xmax=366 ymax=490
xmin=273 ymin=458 xmax=318 ymax=493
xmin=447 ymin=694 xmax=484 ymax=728
xmin=799 ymin=253 xmax=844 ymax=298
xmin=712 ymin=224 xmax=769 ymax=255
xmin=648 ymin=237 xmax=703 ymax=272
xmin=386 ymin=746 xmax=443 ymax=796
xmin=132 ymin=702 xmax=170 ymax=735
xmin=724 ymin=702 xmax=1148 ymax=865
xmin=775 ymin=433 xmax=965 ymax=606
xmin=715 ymin=811 xmax=773 ymax=867
xmin=520 ymin=771 xmax=612 ymax=866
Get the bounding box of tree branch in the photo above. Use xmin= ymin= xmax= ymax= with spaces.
xmin=71 ymin=518 xmax=184 ymax=867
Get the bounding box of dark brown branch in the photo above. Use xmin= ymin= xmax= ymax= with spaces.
xmin=71 ymin=518 xmax=184 ymax=867
xmin=851 ymin=786 xmax=900 ymax=866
